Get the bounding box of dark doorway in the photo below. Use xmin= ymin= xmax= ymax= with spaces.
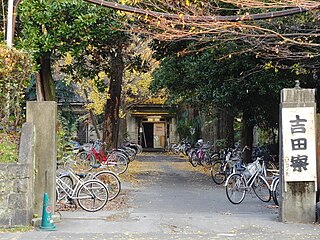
xmin=142 ymin=123 xmax=154 ymax=148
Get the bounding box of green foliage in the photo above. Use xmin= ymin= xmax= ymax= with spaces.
xmin=176 ymin=110 xmax=201 ymax=143
xmin=18 ymin=0 xmax=97 ymax=62
xmin=57 ymin=111 xmax=79 ymax=161
xmin=152 ymin=42 xmax=301 ymax=131
xmin=214 ymin=139 xmax=227 ymax=149
xmin=0 ymin=44 xmax=34 ymax=132
xmin=18 ymin=0 xmax=127 ymax=86
xmin=0 ymin=133 xmax=19 ymax=163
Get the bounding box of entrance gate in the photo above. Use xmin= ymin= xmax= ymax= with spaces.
xmin=141 ymin=119 xmax=166 ymax=150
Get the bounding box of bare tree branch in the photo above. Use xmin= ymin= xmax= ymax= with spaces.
xmin=83 ymin=0 xmax=320 ymax=22
xmin=82 ymin=0 xmax=320 ymax=60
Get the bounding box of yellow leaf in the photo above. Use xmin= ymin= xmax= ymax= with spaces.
xmin=98 ymin=71 xmax=106 ymax=80
xmin=65 ymin=52 xmax=72 ymax=65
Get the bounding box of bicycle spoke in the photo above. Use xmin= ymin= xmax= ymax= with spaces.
xmin=94 ymin=171 xmax=121 ymax=200
xmin=252 ymin=176 xmax=271 ymax=202
xmin=77 ymin=180 xmax=108 ymax=212
xmin=226 ymin=174 xmax=246 ymax=204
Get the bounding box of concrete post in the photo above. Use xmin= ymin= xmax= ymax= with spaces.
xmin=317 ymin=114 xmax=320 ymax=201
xmin=279 ymin=87 xmax=317 ymax=223
xmin=26 ymin=101 xmax=57 ymax=216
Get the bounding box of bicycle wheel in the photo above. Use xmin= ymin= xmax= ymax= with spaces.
xmin=76 ymin=180 xmax=108 ymax=212
xmin=106 ymin=152 xmax=129 ymax=174
xmin=77 ymin=151 xmax=88 ymax=161
xmin=75 ymin=152 xmax=97 ymax=171
xmin=252 ymin=175 xmax=271 ymax=202
xmin=265 ymin=160 xmax=278 ymax=178
xmin=190 ymin=151 xmax=198 ymax=167
xmin=272 ymin=178 xmax=280 ymax=206
xmin=56 ymin=175 xmax=74 ymax=201
xmin=200 ymin=153 xmax=210 ymax=166
xmin=225 ymin=173 xmax=246 ymax=204
xmin=211 ymin=161 xmax=225 ymax=184
xmin=93 ymin=170 xmax=121 ymax=201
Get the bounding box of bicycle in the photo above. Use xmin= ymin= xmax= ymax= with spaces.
xmin=78 ymin=140 xmax=129 ymax=174
xmin=270 ymin=174 xmax=280 ymax=206
xmin=211 ymin=147 xmax=247 ymax=185
xmin=118 ymin=139 xmax=143 ymax=161
xmin=59 ymin=158 xmax=121 ymax=201
xmin=211 ymin=150 xmax=243 ymax=184
xmin=188 ymin=140 xmax=217 ymax=167
xmin=56 ymin=167 xmax=109 ymax=212
xmin=225 ymin=156 xmax=271 ymax=204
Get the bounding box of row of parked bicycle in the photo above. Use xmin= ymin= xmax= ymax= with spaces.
xmin=169 ymin=139 xmax=280 ymax=206
xmin=55 ymin=140 xmax=143 ymax=212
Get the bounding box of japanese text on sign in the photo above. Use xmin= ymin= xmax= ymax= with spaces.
xmin=282 ymin=107 xmax=316 ymax=182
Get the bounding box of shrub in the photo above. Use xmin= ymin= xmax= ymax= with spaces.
xmin=0 ymin=44 xmax=34 ymax=133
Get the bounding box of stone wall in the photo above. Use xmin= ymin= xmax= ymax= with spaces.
xmin=0 ymin=123 xmax=34 ymax=227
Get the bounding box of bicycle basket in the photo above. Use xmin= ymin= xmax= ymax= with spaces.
xmin=247 ymin=163 xmax=256 ymax=176
xmin=246 ymin=160 xmax=261 ymax=175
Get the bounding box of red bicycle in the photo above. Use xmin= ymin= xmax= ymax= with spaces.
xmin=77 ymin=140 xmax=129 ymax=174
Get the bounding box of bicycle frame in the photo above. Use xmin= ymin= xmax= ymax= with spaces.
xmin=243 ymin=159 xmax=270 ymax=189
xmin=218 ymin=152 xmax=239 ymax=176
xmin=56 ymin=169 xmax=90 ymax=200
xmin=86 ymin=142 xmax=117 ymax=167
xmin=56 ymin=168 xmax=109 ymax=212
xmin=242 ymin=169 xmax=261 ymax=190
xmin=225 ymin=158 xmax=269 ymax=190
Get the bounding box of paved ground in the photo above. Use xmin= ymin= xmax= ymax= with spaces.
xmin=1 ymin=153 xmax=320 ymax=239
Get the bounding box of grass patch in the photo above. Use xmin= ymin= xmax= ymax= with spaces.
xmin=0 ymin=133 xmax=19 ymax=163
xmin=0 ymin=226 xmax=33 ymax=233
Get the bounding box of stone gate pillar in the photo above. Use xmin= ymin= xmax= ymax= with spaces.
xmin=26 ymin=101 xmax=57 ymax=216
xmin=280 ymin=85 xmax=317 ymax=223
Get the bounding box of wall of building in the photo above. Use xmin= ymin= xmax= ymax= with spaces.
xmin=125 ymin=113 xmax=138 ymax=142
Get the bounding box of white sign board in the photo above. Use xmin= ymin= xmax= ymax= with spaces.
xmin=282 ymin=107 xmax=316 ymax=182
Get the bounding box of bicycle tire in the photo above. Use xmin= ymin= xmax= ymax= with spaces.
xmin=200 ymin=154 xmax=208 ymax=166
xmin=76 ymin=180 xmax=108 ymax=212
xmin=265 ymin=161 xmax=278 ymax=178
xmin=187 ymin=149 xmax=194 ymax=165
xmin=272 ymin=178 xmax=280 ymax=206
xmin=56 ymin=175 xmax=74 ymax=201
xmin=93 ymin=170 xmax=121 ymax=201
xmin=113 ymin=149 xmax=132 ymax=162
xmin=225 ymin=173 xmax=246 ymax=204
xmin=211 ymin=161 xmax=225 ymax=184
xmin=75 ymin=152 xmax=97 ymax=171
xmin=77 ymin=151 xmax=88 ymax=161
xmin=252 ymin=175 xmax=271 ymax=202
xmin=190 ymin=151 xmax=198 ymax=167
xmin=106 ymin=152 xmax=129 ymax=174
xmin=123 ymin=147 xmax=136 ymax=161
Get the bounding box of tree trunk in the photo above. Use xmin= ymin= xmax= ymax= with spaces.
xmin=222 ymin=109 xmax=235 ymax=148
xmin=241 ymin=109 xmax=255 ymax=163
xmin=35 ymin=54 xmax=55 ymax=101
xmin=102 ymin=46 xmax=124 ymax=148
xmin=211 ymin=108 xmax=234 ymax=150
xmin=83 ymin=89 xmax=101 ymax=140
